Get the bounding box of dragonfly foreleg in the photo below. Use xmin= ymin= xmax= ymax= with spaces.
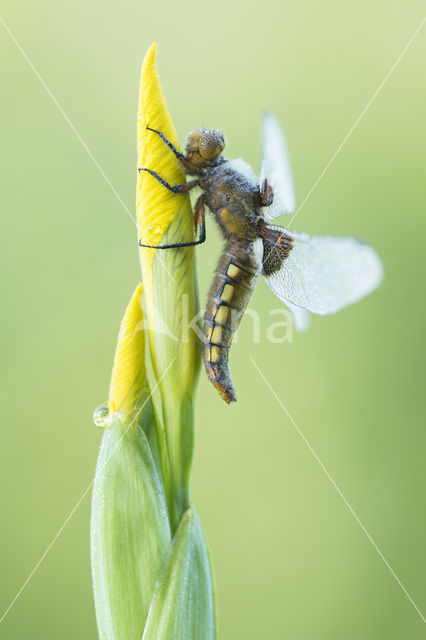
xmin=138 ymin=167 xmax=199 ymax=193
xmin=145 ymin=126 xmax=202 ymax=175
xmin=146 ymin=126 xmax=184 ymax=159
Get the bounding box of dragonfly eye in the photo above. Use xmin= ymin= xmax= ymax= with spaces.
xmin=185 ymin=129 xmax=202 ymax=154
xmin=199 ymin=129 xmax=225 ymax=160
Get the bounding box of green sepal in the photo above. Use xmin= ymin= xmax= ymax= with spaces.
xmin=150 ymin=209 xmax=201 ymax=523
xmin=142 ymin=507 xmax=216 ymax=640
xmin=91 ymin=416 xmax=171 ymax=640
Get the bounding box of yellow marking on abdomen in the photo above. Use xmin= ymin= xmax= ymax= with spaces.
xmin=211 ymin=326 xmax=223 ymax=344
xmin=221 ymin=284 xmax=234 ymax=303
xmin=215 ymin=305 xmax=229 ymax=324
xmin=210 ymin=346 xmax=220 ymax=363
xmin=227 ymin=263 xmax=241 ymax=279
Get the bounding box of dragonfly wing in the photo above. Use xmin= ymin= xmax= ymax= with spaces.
xmin=260 ymin=113 xmax=296 ymax=217
xmin=285 ymin=301 xmax=311 ymax=332
xmin=261 ymin=224 xmax=383 ymax=315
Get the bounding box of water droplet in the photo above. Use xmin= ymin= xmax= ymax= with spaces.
xmin=148 ymin=224 xmax=162 ymax=237
xmin=93 ymin=401 xmax=113 ymax=428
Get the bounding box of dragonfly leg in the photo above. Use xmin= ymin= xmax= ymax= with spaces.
xmin=146 ymin=126 xmax=185 ymax=159
xmin=193 ymin=194 xmax=206 ymax=244
xmin=139 ymin=195 xmax=206 ymax=249
xmin=259 ymin=178 xmax=274 ymax=207
xmin=138 ymin=167 xmax=199 ymax=193
xmin=145 ymin=126 xmax=202 ymax=175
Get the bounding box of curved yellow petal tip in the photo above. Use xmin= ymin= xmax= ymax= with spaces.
xmin=108 ymin=283 xmax=145 ymax=413
xmin=137 ymin=43 xmax=187 ymax=262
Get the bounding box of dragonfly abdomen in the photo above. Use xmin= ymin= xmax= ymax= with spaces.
xmin=203 ymin=241 xmax=259 ymax=403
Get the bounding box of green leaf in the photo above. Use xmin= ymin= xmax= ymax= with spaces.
xmin=91 ymin=417 xmax=171 ymax=640
xmin=142 ymin=507 xmax=216 ymax=640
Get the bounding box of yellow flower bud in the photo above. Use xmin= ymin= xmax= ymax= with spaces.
xmin=137 ymin=42 xmax=189 ymax=275
xmin=108 ymin=283 xmax=145 ymax=418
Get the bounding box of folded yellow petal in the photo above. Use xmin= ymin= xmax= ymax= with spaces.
xmin=108 ymin=283 xmax=145 ymax=415
xmin=137 ymin=42 xmax=188 ymax=271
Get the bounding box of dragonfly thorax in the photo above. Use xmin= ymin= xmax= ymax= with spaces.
xmin=201 ymin=159 xmax=264 ymax=241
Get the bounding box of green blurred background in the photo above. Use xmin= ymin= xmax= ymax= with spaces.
xmin=1 ymin=1 xmax=425 ymax=638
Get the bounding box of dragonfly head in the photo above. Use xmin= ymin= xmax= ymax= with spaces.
xmin=185 ymin=129 xmax=225 ymax=168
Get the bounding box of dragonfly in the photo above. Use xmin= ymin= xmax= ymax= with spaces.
xmin=138 ymin=114 xmax=383 ymax=403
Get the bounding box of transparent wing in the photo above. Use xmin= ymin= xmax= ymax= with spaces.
xmin=262 ymin=225 xmax=384 ymax=315
xmin=260 ymin=113 xmax=296 ymax=217
xmin=285 ymin=301 xmax=311 ymax=332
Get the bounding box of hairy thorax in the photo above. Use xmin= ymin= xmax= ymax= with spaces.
xmin=200 ymin=160 xmax=264 ymax=241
